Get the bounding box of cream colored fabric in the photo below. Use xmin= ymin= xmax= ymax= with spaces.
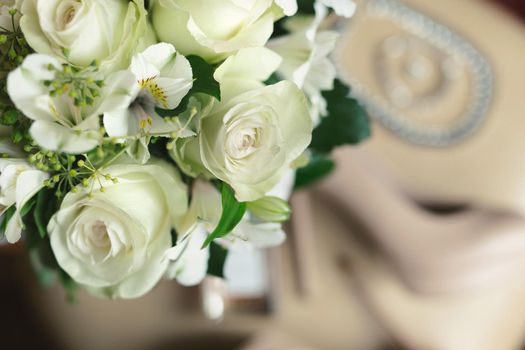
xmin=316 ymin=147 xmax=525 ymax=350
xmin=336 ymin=0 xmax=525 ymax=215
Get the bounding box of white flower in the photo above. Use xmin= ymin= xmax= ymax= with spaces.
xmin=0 ymin=126 xmax=24 ymax=158
xmin=151 ymin=0 xmax=296 ymax=63
xmin=103 ymin=43 xmax=193 ymax=140
xmin=166 ymin=178 xmax=291 ymax=285
xmin=203 ymin=49 xmax=311 ymax=201
xmin=0 ymin=1 xmax=20 ymax=33
xmin=103 ymin=43 xmax=194 ymax=164
xmin=7 ymin=54 xmax=131 ymax=153
xmin=318 ymin=0 xmax=356 ymax=17
xmin=170 ymin=48 xmax=311 ymax=201
xmin=48 ymin=160 xmax=189 ymax=299
xmin=0 ymin=158 xmax=48 ymax=243
xmin=18 ymin=0 xmax=149 ymax=72
xmin=268 ymin=3 xmax=341 ymax=124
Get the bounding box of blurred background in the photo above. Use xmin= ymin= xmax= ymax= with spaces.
xmin=3 ymin=0 xmax=525 ymax=349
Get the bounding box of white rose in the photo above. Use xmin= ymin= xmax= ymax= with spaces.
xmin=18 ymin=0 xmax=149 ymax=71
xmin=204 ymin=49 xmax=311 ymax=201
xmin=48 ymin=161 xmax=189 ymax=299
xmin=151 ymin=0 xmax=296 ymax=63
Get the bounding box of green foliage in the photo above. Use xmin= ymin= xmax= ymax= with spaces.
xmin=187 ymin=55 xmax=221 ymax=100
xmin=22 ymin=188 xmax=78 ymax=303
xmin=32 ymin=188 xmax=60 ymax=238
xmin=264 ymin=73 xmax=282 ymax=85
xmin=294 ymin=153 xmax=336 ymax=189
xmin=202 ymin=184 xmax=246 ymax=248
xmin=297 ymin=0 xmax=315 ymax=14
xmin=310 ymin=80 xmax=371 ymax=154
xmin=207 ymin=242 xmax=228 ymax=278
xmin=0 ymin=206 xmax=16 ymax=240
xmin=59 ymin=269 xmax=78 ymax=304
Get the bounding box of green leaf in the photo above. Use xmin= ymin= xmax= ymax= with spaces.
xmin=310 ymin=79 xmax=371 ymax=154
xmin=187 ymin=55 xmax=221 ymax=100
xmin=207 ymin=242 xmax=228 ymax=278
xmin=264 ymin=72 xmax=281 ymax=86
xmin=59 ymin=269 xmax=78 ymax=304
xmin=297 ymin=0 xmax=315 ymax=14
xmin=294 ymin=154 xmax=336 ymax=189
xmin=33 ymin=189 xmax=59 ymax=239
xmin=202 ymin=184 xmax=246 ymax=248
xmin=29 ymin=249 xmax=57 ymax=287
xmin=0 ymin=206 xmax=16 ymax=239
xmin=20 ymin=196 xmax=37 ymax=218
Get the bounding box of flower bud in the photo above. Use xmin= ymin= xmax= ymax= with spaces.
xmin=247 ymin=196 xmax=291 ymax=223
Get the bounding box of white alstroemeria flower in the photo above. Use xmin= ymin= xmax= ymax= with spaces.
xmin=268 ymin=2 xmax=342 ymax=124
xmin=0 ymin=159 xmax=48 ymax=243
xmin=151 ymin=0 xmax=297 ymax=63
xmin=103 ymin=43 xmax=193 ymax=159
xmin=7 ymin=54 xmax=131 ymax=153
xmin=165 ymin=176 xmax=292 ymax=286
xmin=318 ymin=0 xmax=356 ymax=17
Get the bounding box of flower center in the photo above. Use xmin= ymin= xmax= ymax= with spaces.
xmin=131 ymin=100 xmax=153 ymax=130
xmin=56 ymin=1 xmax=82 ymax=31
xmin=89 ymin=220 xmax=111 ymax=249
xmin=139 ymin=76 xmax=168 ymax=109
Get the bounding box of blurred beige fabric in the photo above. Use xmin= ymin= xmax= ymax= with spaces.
xmin=327 ymin=0 xmax=525 ymax=348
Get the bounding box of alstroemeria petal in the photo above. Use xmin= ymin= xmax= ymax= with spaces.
xmin=30 ymin=120 xmax=100 ymax=154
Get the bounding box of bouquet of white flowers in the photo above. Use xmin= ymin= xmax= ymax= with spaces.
xmin=0 ymin=0 xmax=369 ymax=300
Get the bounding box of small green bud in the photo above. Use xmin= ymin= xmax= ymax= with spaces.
xmin=52 ymin=175 xmax=60 ymax=182
xmin=8 ymin=48 xmax=17 ymax=61
xmin=8 ymin=8 xmax=17 ymax=16
xmin=69 ymin=169 xmax=78 ymax=177
xmin=0 ymin=35 xmax=7 ymax=45
xmin=77 ymin=160 xmax=85 ymax=167
xmin=247 ymin=196 xmax=291 ymax=223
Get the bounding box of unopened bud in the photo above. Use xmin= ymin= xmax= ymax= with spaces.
xmin=247 ymin=196 xmax=291 ymax=223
